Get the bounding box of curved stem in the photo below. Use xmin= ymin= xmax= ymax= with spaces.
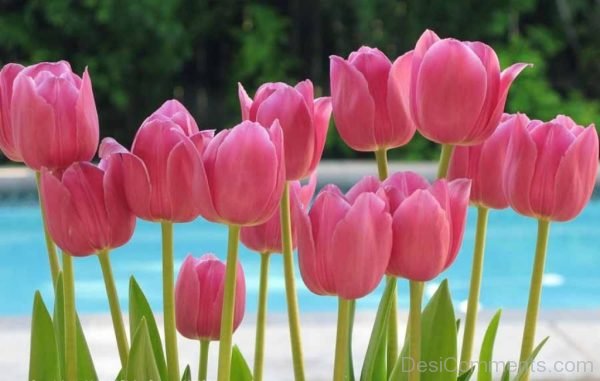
xmin=518 ymin=219 xmax=551 ymax=381
xmin=253 ymin=252 xmax=271 ymax=381
xmin=436 ymin=144 xmax=454 ymax=179
xmin=374 ymin=148 xmax=389 ymax=179
xmin=280 ymin=181 xmax=306 ymax=380
xmin=408 ymin=281 xmax=423 ymax=381
xmin=62 ymin=253 xmax=77 ymax=381
xmin=459 ymin=206 xmax=489 ymax=371
xmin=98 ymin=249 xmax=129 ymax=368
xmin=333 ymin=298 xmax=352 ymax=381
xmin=162 ymin=221 xmax=179 ymax=381
xmin=35 ymin=171 xmax=60 ymax=285
xmin=217 ymin=224 xmax=241 ymax=381
xmin=199 ymin=340 xmax=209 ymax=381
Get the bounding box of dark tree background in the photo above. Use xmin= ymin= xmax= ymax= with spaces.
xmin=1 ymin=0 xmax=598 ymax=161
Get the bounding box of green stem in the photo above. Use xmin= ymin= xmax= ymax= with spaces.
xmin=518 ymin=219 xmax=551 ymax=381
xmin=217 ymin=224 xmax=241 ymax=381
xmin=333 ymin=298 xmax=352 ymax=381
xmin=436 ymin=144 xmax=454 ymax=179
xmin=62 ymin=253 xmax=77 ymax=381
xmin=162 ymin=221 xmax=180 ymax=381
xmin=35 ymin=171 xmax=60 ymax=286
xmin=253 ymin=252 xmax=271 ymax=381
xmin=408 ymin=281 xmax=423 ymax=381
xmin=199 ymin=340 xmax=209 ymax=381
xmin=347 ymin=299 xmax=356 ymax=380
xmin=280 ymin=181 xmax=306 ymax=381
xmin=98 ymin=249 xmax=129 ymax=368
xmin=459 ymin=206 xmax=489 ymax=371
xmin=374 ymin=148 xmax=389 ymax=179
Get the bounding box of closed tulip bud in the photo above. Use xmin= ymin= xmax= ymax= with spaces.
xmin=0 ymin=63 xmax=24 ymax=161
xmin=404 ymin=29 xmax=530 ymax=146
xmin=447 ymin=113 xmax=516 ymax=209
xmin=175 ymin=254 xmax=246 ymax=341
xmin=99 ymin=100 xmax=211 ymax=223
xmin=330 ymin=47 xmax=416 ymax=151
xmin=240 ymin=173 xmax=317 ymax=254
xmin=199 ymin=120 xmax=286 ymax=226
xmin=39 ymin=162 xmax=135 ymax=257
xmin=238 ymin=80 xmax=332 ymax=180
xmin=10 ymin=61 xmax=99 ymax=170
xmin=295 ymin=177 xmax=392 ymax=299
xmin=384 ymin=172 xmax=471 ymax=281
xmin=503 ymin=114 xmax=599 ymax=221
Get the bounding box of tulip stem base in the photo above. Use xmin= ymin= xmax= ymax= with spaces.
xmin=280 ymin=181 xmax=306 ymax=381
xmin=518 ymin=219 xmax=551 ymax=381
xmin=162 ymin=221 xmax=180 ymax=381
xmin=217 ymin=224 xmax=241 ymax=381
xmin=253 ymin=252 xmax=271 ymax=381
xmin=334 ymin=298 xmax=353 ymax=381
xmin=408 ymin=281 xmax=424 ymax=381
xmin=98 ymin=249 xmax=129 ymax=368
xmin=199 ymin=340 xmax=209 ymax=381
xmin=437 ymin=144 xmax=454 ymax=179
xmin=459 ymin=206 xmax=489 ymax=371
xmin=62 ymin=253 xmax=78 ymax=381
xmin=35 ymin=171 xmax=60 ymax=286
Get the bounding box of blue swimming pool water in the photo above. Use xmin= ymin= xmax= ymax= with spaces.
xmin=0 ymin=200 xmax=599 ymax=315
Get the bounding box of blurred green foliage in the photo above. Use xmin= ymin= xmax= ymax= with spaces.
xmin=0 ymin=0 xmax=598 ymax=161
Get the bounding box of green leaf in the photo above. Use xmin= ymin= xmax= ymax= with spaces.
xmin=115 ymin=368 xmax=125 ymax=381
xmin=456 ymin=318 xmax=461 ymax=333
xmin=29 ymin=291 xmax=61 ymax=381
xmin=181 ymin=365 xmax=191 ymax=381
xmin=126 ymin=318 xmax=162 ymax=381
xmin=477 ymin=310 xmax=502 ymax=381
xmin=458 ymin=367 xmax=475 ymax=381
xmin=129 ymin=276 xmax=168 ymax=381
xmin=230 ymin=345 xmax=253 ymax=381
xmin=53 ymin=272 xmax=98 ymax=380
xmin=360 ymin=277 xmax=397 ymax=381
xmin=513 ymin=337 xmax=549 ymax=381
xmin=500 ymin=363 xmax=511 ymax=381
xmin=388 ymin=325 xmax=409 ymax=381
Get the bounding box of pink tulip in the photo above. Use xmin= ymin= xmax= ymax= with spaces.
xmin=175 ymin=254 xmax=246 ymax=341
xmin=400 ymin=29 xmax=530 ymax=145
xmin=503 ymin=114 xmax=599 ymax=221
xmin=447 ymin=113 xmax=517 ymax=209
xmin=330 ymin=47 xmax=416 ymax=151
xmin=238 ymin=80 xmax=331 ymax=180
xmin=39 ymin=161 xmax=135 ymax=257
xmin=9 ymin=61 xmax=99 ymax=170
xmin=0 ymin=63 xmax=24 ymax=161
xmin=240 ymin=173 xmax=317 ymax=254
xmin=383 ymin=172 xmax=471 ymax=281
xmin=295 ymin=177 xmax=392 ymax=299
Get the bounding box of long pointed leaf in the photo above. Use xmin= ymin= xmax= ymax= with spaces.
xmin=477 ymin=310 xmax=502 ymax=381
xmin=126 ymin=318 xmax=161 ymax=381
xmin=181 ymin=365 xmax=191 ymax=381
xmin=458 ymin=367 xmax=475 ymax=381
xmin=513 ymin=337 xmax=549 ymax=381
xmin=29 ymin=291 xmax=61 ymax=381
xmin=231 ymin=345 xmax=253 ymax=381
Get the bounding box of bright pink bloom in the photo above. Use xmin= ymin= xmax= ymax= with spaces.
xmin=384 ymin=172 xmax=471 ymax=281
xmin=99 ymin=100 xmax=209 ymax=222
xmin=401 ymin=29 xmax=530 ymax=146
xmin=39 ymin=161 xmax=135 ymax=257
xmin=447 ymin=113 xmax=516 ymax=209
xmin=175 ymin=254 xmax=245 ymax=341
xmin=0 ymin=63 xmax=24 ymax=161
xmin=295 ymin=177 xmax=392 ymax=299
xmin=240 ymin=174 xmax=317 ymax=254
xmin=503 ymin=114 xmax=599 ymax=221
xmin=330 ymin=47 xmax=416 ymax=151
xmin=238 ymin=80 xmax=331 ymax=180
xmin=10 ymin=61 xmax=99 ymax=170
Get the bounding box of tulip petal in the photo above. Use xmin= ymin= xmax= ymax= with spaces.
xmin=383 ymin=171 xmax=429 ymax=211
xmin=443 ymin=178 xmax=471 ymax=269
xmin=75 ymin=68 xmax=100 ymax=162
xmin=119 ymin=152 xmax=154 ymax=221
xmin=475 ymin=120 xmax=512 ymax=209
xmin=0 ymin=63 xmax=24 ymax=161
xmin=238 ymin=83 xmax=252 ymax=121
xmin=295 ymin=80 xmax=315 ymax=118
xmin=345 ymin=175 xmax=380 ymax=203
xmin=308 ymin=96 xmax=331 ymax=174
xmin=103 ymin=153 xmax=136 ymax=249
xmin=387 ymin=51 xmax=417 ymax=147
xmin=166 ymin=139 xmax=204 ymax=222
xmin=175 ymin=255 xmax=201 ymax=339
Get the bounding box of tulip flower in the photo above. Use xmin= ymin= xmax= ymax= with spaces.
xmin=10 ymin=61 xmax=99 ymax=170
xmin=448 ymin=113 xmax=517 ymax=209
xmin=0 ymin=63 xmax=24 ymax=161
xmin=503 ymin=114 xmax=599 ymax=222
xmin=330 ymin=47 xmax=416 ymax=152
xmin=295 ymin=177 xmax=393 ymax=299
xmin=399 ymin=29 xmax=529 ymax=146
xmin=175 ymin=254 xmax=246 ymax=341
xmin=384 ymin=172 xmax=471 ymax=281
xmin=240 ymin=174 xmax=317 ymax=254
xmin=238 ymin=80 xmax=331 ymax=180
